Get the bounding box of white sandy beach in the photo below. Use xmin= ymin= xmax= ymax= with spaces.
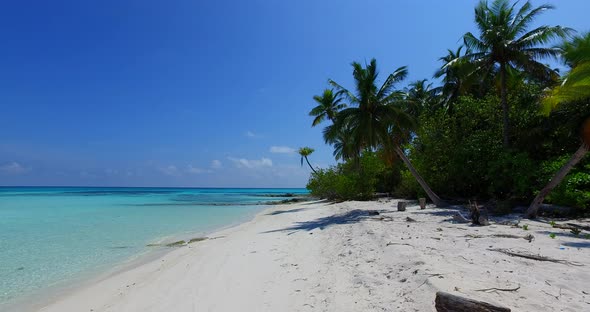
xmin=37 ymin=200 xmax=590 ymax=312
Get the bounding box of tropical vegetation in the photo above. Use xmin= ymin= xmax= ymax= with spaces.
xmin=305 ymin=0 xmax=590 ymax=218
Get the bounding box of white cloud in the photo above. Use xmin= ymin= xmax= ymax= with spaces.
xmin=0 ymin=162 xmax=31 ymax=174
xmin=186 ymin=165 xmax=206 ymax=174
xmin=159 ymin=165 xmax=180 ymax=176
xmin=245 ymin=131 xmax=256 ymax=138
xmin=228 ymin=157 xmax=273 ymax=169
xmin=269 ymin=146 xmax=296 ymax=154
xmin=211 ymin=159 xmax=222 ymax=169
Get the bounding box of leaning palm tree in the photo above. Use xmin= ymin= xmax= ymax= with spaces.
xmin=329 ymin=59 xmax=447 ymax=207
xmin=463 ymin=0 xmax=571 ymax=147
xmin=298 ymin=147 xmax=318 ymax=174
xmin=526 ymin=33 xmax=590 ymax=218
xmin=309 ymin=89 xmax=346 ymax=127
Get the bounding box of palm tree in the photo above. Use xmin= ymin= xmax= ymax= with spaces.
xmin=526 ymin=33 xmax=590 ymax=218
xmin=434 ymin=46 xmax=483 ymax=111
xmin=309 ymin=89 xmax=346 ymax=127
xmin=329 ymin=59 xmax=447 ymax=207
xmin=463 ymin=0 xmax=570 ymax=148
xmin=404 ymin=79 xmax=442 ymax=117
xmin=298 ymin=147 xmax=318 ymax=174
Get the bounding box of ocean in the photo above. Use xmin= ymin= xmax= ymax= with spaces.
xmin=0 ymin=187 xmax=308 ymax=309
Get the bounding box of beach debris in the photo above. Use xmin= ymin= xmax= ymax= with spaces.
xmin=488 ymin=248 xmax=584 ymax=266
xmin=188 ymin=237 xmax=208 ymax=244
xmin=464 ymin=234 xmax=534 ymax=242
xmin=497 ymin=220 xmax=521 ymax=227
xmin=552 ymin=222 xmax=590 ymax=232
xmin=165 ymin=240 xmax=186 ymax=247
xmin=435 ymin=291 xmax=511 ymax=312
xmin=397 ymin=201 xmax=407 ymax=211
xmin=386 ymin=242 xmax=412 ymax=247
xmin=570 ymin=228 xmax=582 ymax=236
xmin=419 ymin=198 xmax=426 ymax=210
xmin=405 ymin=217 xmax=417 ymax=222
xmin=469 ymin=200 xmax=490 ymax=226
xmin=475 ymin=285 xmax=521 ymax=293
xmin=147 ymin=240 xmax=186 ymax=247
xmin=452 ymin=213 xmax=470 ymax=223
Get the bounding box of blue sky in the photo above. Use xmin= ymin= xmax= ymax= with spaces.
xmin=1 ymin=0 xmax=589 ymax=187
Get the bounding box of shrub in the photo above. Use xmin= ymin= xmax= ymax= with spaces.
xmin=306 ymin=151 xmax=388 ymax=201
xmin=540 ymin=157 xmax=590 ymax=210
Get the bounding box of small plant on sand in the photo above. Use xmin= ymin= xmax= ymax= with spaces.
xmin=585 ymin=234 xmax=590 ymax=240
xmin=522 ymin=224 xmax=529 ymax=231
xmin=549 ymin=233 xmax=557 ymax=239
xmin=570 ymin=228 xmax=581 ymax=236
xmin=549 ymin=221 xmax=557 ymax=228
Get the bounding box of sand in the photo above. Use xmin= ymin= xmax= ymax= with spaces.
xmin=37 ymin=200 xmax=590 ymax=312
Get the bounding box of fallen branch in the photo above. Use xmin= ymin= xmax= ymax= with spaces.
xmin=465 ymin=234 xmax=534 ymax=242
xmin=553 ymin=223 xmax=590 ymax=232
xmin=475 ymin=285 xmax=520 ymax=292
xmin=488 ymin=248 xmax=584 ymax=266
xmin=386 ymin=242 xmax=412 ymax=247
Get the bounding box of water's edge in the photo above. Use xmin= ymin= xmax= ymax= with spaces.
xmin=5 ymin=203 xmax=279 ymax=312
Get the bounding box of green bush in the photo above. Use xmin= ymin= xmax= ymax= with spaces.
xmin=541 ymin=157 xmax=590 ymax=210
xmin=306 ymin=151 xmax=388 ymax=200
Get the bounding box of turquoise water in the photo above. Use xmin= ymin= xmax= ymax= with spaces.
xmin=0 ymin=187 xmax=307 ymax=308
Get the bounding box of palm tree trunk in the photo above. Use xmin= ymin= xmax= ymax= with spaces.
xmin=304 ymin=156 xmax=318 ymax=174
xmin=500 ymin=63 xmax=510 ymax=148
xmin=525 ymin=143 xmax=589 ymax=219
xmin=394 ymin=145 xmax=447 ymax=207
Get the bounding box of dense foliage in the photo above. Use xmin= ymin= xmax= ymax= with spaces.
xmin=306 ymin=152 xmax=388 ymax=201
xmin=305 ymin=0 xmax=590 ymax=214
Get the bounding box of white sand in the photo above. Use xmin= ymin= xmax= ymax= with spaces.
xmin=37 ymin=200 xmax=590 ymax=312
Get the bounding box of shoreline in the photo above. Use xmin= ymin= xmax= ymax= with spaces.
xmin=5 ymin=203 xmax=278 ymax=312
xmin=20 ymin=200 xmax=590 ymax=311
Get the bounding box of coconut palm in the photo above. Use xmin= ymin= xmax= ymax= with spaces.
xmin=298 ymin=147 xmax=318 ymax=174
xmin=434 ymin=46 xmax=485 ymax=111
xmin=329 ymin=59 xmax=447 ymax=207
xmin=526 ymin=33 xmax=590 ymax=218
xmin=309 ymin=89 xmax=346 ymax=127
xmin=463 ymin=0 xmax=571 ymax=147
xmin=404 ymin=79 xmax=442 ymax=117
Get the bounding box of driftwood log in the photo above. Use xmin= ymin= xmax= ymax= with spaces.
xmin=397 ymin=201 xmax=407 ymax=211
xmin=435 ymin=291 xmax=511 ymax=312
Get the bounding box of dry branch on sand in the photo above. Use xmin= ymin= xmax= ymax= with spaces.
xmin=488 ymin=248 xmax=584 ymax=266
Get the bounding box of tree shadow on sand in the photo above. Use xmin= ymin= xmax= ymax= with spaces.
xmin=562 ymin=241 xmax=590 ymax=248
xmin=266 ymin=208 xmax=307 ymax=216
xmin=410 ymin=205 xmax=472 ymax=221
xmin=262 ymin=209 xmax=387 ymax=235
